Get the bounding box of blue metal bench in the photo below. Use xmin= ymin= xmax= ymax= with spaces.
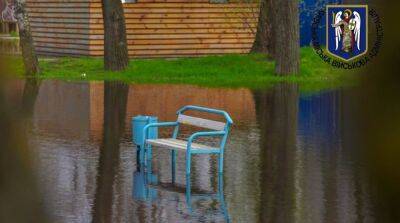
xmin=141 ymin=105 xmax=233 ymax=181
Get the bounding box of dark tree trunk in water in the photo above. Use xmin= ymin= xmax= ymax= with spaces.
xmin=92 ymin=81 xmax=129 ymax=223
xmin=251 ymin=0 xmax=274 ymax=56
xmin=253 ymin=83 xmax=299 ymax=222
xmin=272 ymin=0 xmax=300 ymax=75
xmin=21 ymin=77 xmax=41 ymax=117
xmin=14 ymin=0 xmax=39 ymax=76
xmin=101 ymin=0 xmax=129 ymax=71
xmin=20 ymin=77 xmax=41 ymax=133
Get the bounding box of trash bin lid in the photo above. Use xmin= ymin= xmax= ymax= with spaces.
xmin=132 ymin=115 xmax=158 ymax=122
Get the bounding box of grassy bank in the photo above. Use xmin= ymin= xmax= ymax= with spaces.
xmin=9 ymin=47 xmax=357 ymax=91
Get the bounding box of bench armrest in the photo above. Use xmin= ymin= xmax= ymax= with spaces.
xmin=142 ymin=122 xmax=178 ymax=146
xmin=177 ymin=105 xmax=233 ymax=125
xmin=187 ymin=131 xmax=226 ymax=151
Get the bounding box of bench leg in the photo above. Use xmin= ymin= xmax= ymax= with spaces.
xmin=146 ymin=145 xmax=152 ymax=168
xmin=185 ymin=152 xmax=192 ymax=205
xmin=136 ymin=145 xmax=141 ymax=167
xmin=185 ymin=174 xmax=192 ymax=211
xmin=218 ymin=153 xmax=224 ymax=174
xmin=139 ymin=145 xmax=146 ymax=165
xmin=185 ymin=152 xmax=192 ymax=207
xmin=171 ymin=150 xmax=176 ymax=183
xmin=186 ymin=152 xmax=191 ymax=176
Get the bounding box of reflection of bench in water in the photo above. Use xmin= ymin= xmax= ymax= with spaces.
xmin=132 ymin=169 xmax=230 ymax=222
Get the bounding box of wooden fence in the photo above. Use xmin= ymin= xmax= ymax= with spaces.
xmin=26 ymin=0 xmax=259 ymax=58
xmin=26 ymin=0 xmax=92 ymax=56
xmin=0 ymin=21 xmax=18 ymax=34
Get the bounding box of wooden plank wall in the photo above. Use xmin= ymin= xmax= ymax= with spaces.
xmin=26 ymin=0 xmax=92 ymax=56
xmin=89 ymin=0 xmax=259 ymax=57
xmin=26 ymin=0 xmax=259 ymax=58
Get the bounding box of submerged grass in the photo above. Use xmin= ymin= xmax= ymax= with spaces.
xmin=9 ymin=47 xmax=357 ymax=92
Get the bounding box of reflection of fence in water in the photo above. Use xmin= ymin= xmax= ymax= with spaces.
xmin=1 ymin=18 xmax=20 ymax=55
xmin=0 ymin=35 xmax=20 ymax=55
xmin=0 ymin=36 xmax=20 ymax=55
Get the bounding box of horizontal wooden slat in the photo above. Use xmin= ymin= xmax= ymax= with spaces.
xmin=29 ymin=17 xmax=256 ymax=24
xmin=139 ymin=0 xmax=210 ymax=3
xmin=41 ymin=46 xmax=248 ymax=55
xmin=31 ymin=22 xmax=255 ymax=29
xmin=33 ymin=37 xmax=91 ymax=44
xmin=178 ymin=114 xmax=226 ymax=130
xmin=27 ymin=2 xmax=258 ymax=8
xmin=33 ymin=41 xmax=251 ymax=51
xmin=146 ymin=138 xmax=215 ymax=151
xmin=32 ymin=32 xmax=254 ymax=40
xmin=36 ymin=47 xmax=90 ymax=56
xmin=31 ymin=32 xmax=94 ymax=40
xmin=33 ymin=37 xmax=254 ymax=45
xmin=29 ymin=18 xmax=90 ymax=24
xmin=27 ymin=3 xmax=90 ymax=8
xmin=31 ymin=23 xmax=91 ymax=29
xmin=28 ymin=12 xmax=256 ymax=20
xmin=31 ymin=27 xmax=254 ymax=35
xmin=27 ymin=0 xmax=92 ymax=2
xmin=27 ymin=6 xmax=256 ymax=13
xmin=124 ymin=38 xmax=254 ymax=45
xmin=34 ymin=41 xmax=91 ymax=50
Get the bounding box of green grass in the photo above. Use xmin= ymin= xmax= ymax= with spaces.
xmin=9 ymin=31 xmax=19 ymax=37
xmin=9 ymin=47 xmax=358 ymax=92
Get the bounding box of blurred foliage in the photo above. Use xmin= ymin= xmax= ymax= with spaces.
xmin=9 ymin=31 xmax=19 ymax=37
xmin=0 ymin=55 xmax=49 ymax=223
xmin=356 ymin=1 xmax=400 ymax=221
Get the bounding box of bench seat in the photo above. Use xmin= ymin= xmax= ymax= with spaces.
xmin=146 ymin=138 xmax=218 ymax=151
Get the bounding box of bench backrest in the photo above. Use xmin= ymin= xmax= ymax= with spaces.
xmin=176 ymin=105 xmax=233 ymax=131
xmin=177 ymin=114 xmax=226 ymax=131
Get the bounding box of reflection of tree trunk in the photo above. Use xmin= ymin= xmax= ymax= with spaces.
xmin=14 ymin=0 xmax=40 ymax=75
xmin=92 ymin=81 xmax=129 ymax=223
xmin=253 ymin=83 xmax=299 ymax=223
xmin=251 ymin=0 xmax=274 ymax=56
xmin=19 ymin=77 xmax=41 ymax=157
xmin=21 ymin=77 xmax=41 ymax=118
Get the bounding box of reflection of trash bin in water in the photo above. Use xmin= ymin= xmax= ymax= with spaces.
xmin=132 ymin=115 xmax=158 ymax=165
xmin=132 ymin=170 xmax=158 ymax=202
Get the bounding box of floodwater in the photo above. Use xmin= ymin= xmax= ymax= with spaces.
xmin=6 ymin=80 xmax=375 ymax=223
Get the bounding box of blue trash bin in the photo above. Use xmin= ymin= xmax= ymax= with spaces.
xmin=132 ymin=116 xmax=158 ymax=165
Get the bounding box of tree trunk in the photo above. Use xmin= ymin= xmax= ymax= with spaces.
xmin=14 ymin=0 xmax=40 ymax=76
xmin=272 ymin=0 xmax=300 ymax=75
xmin=251 ymin=0 xmax=274 ymax=56
xmin=101 ymin=0 xmax=129 ymax=71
